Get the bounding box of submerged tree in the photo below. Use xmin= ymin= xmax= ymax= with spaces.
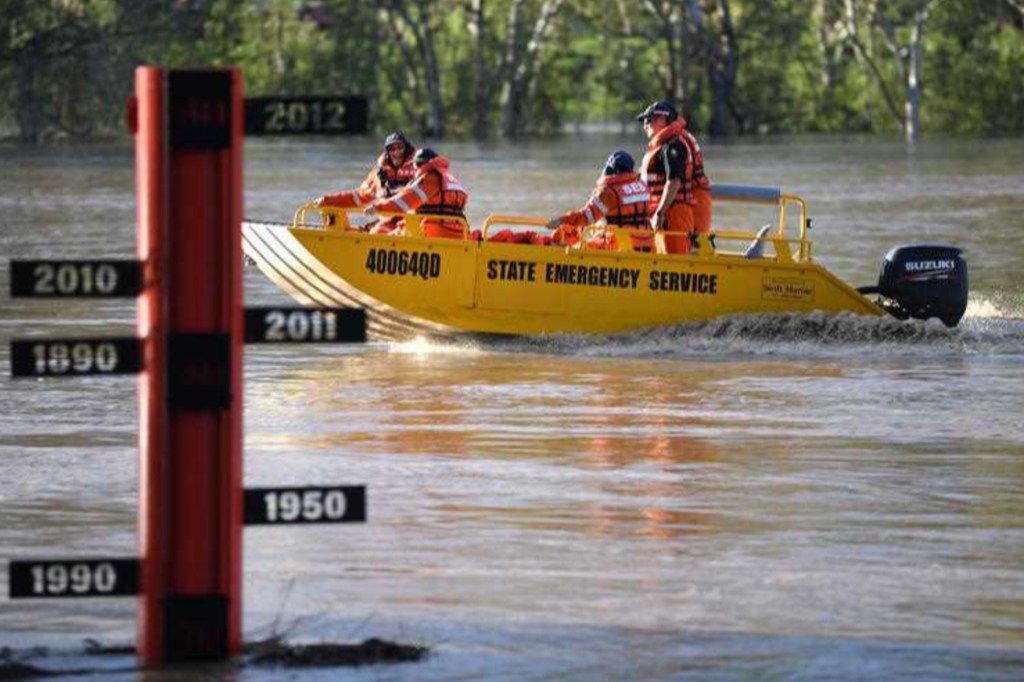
xmin=1 ymin=0 xmax=1022 ymax=142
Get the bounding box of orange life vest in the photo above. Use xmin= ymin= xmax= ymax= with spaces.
xmin=597 ymin=172 xmax=650 ymax=228
xmin=376 ymin=155 xmax=469 ymax=239
xmin=413 ymin=157 xmax=468 ymax=221
xmin=640 ymin=119 xmax=710 ymax=208
xmin=371 ymin=147 xmax=417 ymax=198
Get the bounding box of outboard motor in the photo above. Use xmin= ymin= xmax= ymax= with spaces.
xmin=858 ymin=245 xmax=968 ymax=327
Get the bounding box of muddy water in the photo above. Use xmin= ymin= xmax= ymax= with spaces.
xmin=2 ymin=136 xmax=1024 ymax=680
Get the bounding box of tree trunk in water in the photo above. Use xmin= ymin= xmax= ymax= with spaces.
xmin=707 ymin=0 xmax=737 ymax=137
xmin=501 ymin=0 xmax=564 ymax=138
xmin=382 ymin=1 xmax=445 ymax=138
xmin=905 ymin=7 xmax=926 ymax=143
xmin=14 ymin=47 xmax=42 ymax=143
xmin=469 ymin=0 xmax=491 ymax=139
xmin=499 ymin=0 xmax=526 ymax=138
xmin=420 ymin=18 xmax=445 ymax=138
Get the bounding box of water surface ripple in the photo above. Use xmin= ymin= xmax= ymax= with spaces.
xmin=2 ymin=138 xmax=1023 ymax=680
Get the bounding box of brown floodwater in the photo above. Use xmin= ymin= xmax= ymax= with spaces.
xmin=2 ymin=135 xmax=1024 ymax=680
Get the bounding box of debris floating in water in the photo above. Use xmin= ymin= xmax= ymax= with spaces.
xmin=248 ymin=637 xmax=428 ymax=668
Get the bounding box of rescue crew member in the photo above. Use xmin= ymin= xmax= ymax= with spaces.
xmin=546 ymin=150 xmax=652 ymax=251
xmin=364 ymin=148 xmax=470 ymax=239
xmin=636 ymin=101 xmax=712 ymax=255
xmin=314 ymin=131 xmax=417 ymax=234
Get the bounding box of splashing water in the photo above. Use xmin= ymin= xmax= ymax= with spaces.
xmin=392 ymin=304 xmax=1024 ymax=361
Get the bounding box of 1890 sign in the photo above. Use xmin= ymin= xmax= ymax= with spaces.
xmin=244 ymin=97 xmax=368 ymax=136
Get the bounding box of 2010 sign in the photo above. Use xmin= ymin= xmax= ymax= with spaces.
xmin=244 ymin=307 xmax=366 ymax=343
xmin=10 ymin=338 xmax=142 ymax=378
xmin=10 ymin=260 xmax=142 ymax=298
xmin=8 ymin=559 xmax=140 ymax=598
xmin=244 ymin=486 xmax=366 ymax=525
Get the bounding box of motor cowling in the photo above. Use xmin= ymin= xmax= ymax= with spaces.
xmin=860 ymin=245 xmax=968 ymax=327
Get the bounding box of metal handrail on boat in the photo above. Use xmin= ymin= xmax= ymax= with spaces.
xmin=480 ymin=215 xmax=550 ymax=233
xmin=709 ymin=186 xmax=812 ymax=261
xmin=293 ymin=203 xmax=473 ymax=240
xmin=288 ymin=185 xmax=813 ymax=262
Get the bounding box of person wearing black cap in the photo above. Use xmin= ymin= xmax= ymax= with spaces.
xmin=364 ymin=148 xmax=470 ymax=239
xmin=314 ymin=131 xmax=418 ymax=234
xmin=635 ymin=101 xmax=712 ymax=255
xmin=546 ymin=150 xmax=653 ymax=251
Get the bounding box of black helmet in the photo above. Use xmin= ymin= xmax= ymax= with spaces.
xmin=383 ymin=131 xmax=409 ymax=150
xmin=635 ymin=100 xmax=678 ymax=123
xmin=413 ymin=147 xmax=438 ymax=166
xmin=603 ymin=150 xmax=634 ymax=175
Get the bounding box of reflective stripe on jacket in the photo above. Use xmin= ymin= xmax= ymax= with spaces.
xmin=555 ymin=172 xmax=650 ymax=229
xmin=372 ymin=155 xmax=469 ymax=239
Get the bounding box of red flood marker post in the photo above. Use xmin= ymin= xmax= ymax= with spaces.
xmin=133 ymin=67 xmax=244 ymax=664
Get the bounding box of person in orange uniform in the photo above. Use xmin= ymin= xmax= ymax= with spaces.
xmin=636 ymin=101 xmax=712 ymax=254
xmin=546 ymin=151 xmax=652 ymax=251
xmin=314 ymin=131 xmax=417 ymax=233
xmin=364 ymin=148 xmax=470 ymax=239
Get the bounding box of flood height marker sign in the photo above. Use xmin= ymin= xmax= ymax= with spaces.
xmin=244 ymin=96 xmax=368 ymax=136
xmin=244 ymin=307 xmax=366 ymax=343
xmin=10 ymin=260 xmax=143 ymax=298
xmin=9 ymin=558 xmax=140 ymax=599
xmin=244 ymin=486 xmax=367 ymax=525
xmin=10 ymin=337 xmax=142 ymax=378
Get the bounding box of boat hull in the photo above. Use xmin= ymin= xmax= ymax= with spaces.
xmin=242 ymin=221 xmax=884 ymax=338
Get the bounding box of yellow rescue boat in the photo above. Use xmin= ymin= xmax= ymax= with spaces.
xmin=242 ymin=185 xmax=968 ymax=339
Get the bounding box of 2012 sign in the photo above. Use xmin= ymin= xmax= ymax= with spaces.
xmin=244 ymin=486 xmax=366 ymax=525
xmin=244 ymin=97 xmax=368 ymax=136
xmin=8 ymin=559 xmax=140 ymax=598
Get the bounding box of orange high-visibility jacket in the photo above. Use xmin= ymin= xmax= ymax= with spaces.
xmin=640 ymin=119 xmax=710 ymax=209
xmin=554 ymin=172 xmax=652 ymax=250
xmin=372 ymin=155 xmax=469 ymax=239
xmin=320 ymin=148 xmax=417 ymax=209
xmin=555 ymin=172 xmax=651 ymax=229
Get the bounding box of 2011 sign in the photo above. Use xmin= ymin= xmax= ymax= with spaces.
xmin=244 ymin=486 xmax=366 ymax=525
xmin=244 ymin=307 xmax=366 ymax=343
xmin=8 ymin=559 xmax=140 ymax=598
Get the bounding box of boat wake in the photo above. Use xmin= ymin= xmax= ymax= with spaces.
xmin=386 ymin=295 xmax=1024 ymax=360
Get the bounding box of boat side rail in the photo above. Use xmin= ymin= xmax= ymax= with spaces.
xmin=292 ymin=202 xmax=474 ymax=240
xmin=480 ymin=214 xmax=807 ymax=261
xmin=480 ymin=215 xmax=553 ymax=235
xmin=293 ymin=201 xmax=352 ymax=230
xmin=710 ymin=186 xmax=812 ymax=261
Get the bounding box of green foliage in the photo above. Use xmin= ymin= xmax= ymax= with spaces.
xmin=1 ymin=0 xmax=1022 ymax=142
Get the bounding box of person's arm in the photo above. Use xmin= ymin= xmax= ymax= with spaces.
xmin=651 ymin=142 xmax=686 ymax=229
xmin=547 ymin=188 xmax=611 ymax=230
xmin=316 ymin=167 xmax=379 ymax=208
xmin=652 ymin=179 xmax=681 ymax=229
xmin=367 ymin=172 xmax=436 ymax=215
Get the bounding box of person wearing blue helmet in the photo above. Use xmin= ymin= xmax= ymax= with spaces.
xmin=546 ymin=150 xmax=652 ymax=251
